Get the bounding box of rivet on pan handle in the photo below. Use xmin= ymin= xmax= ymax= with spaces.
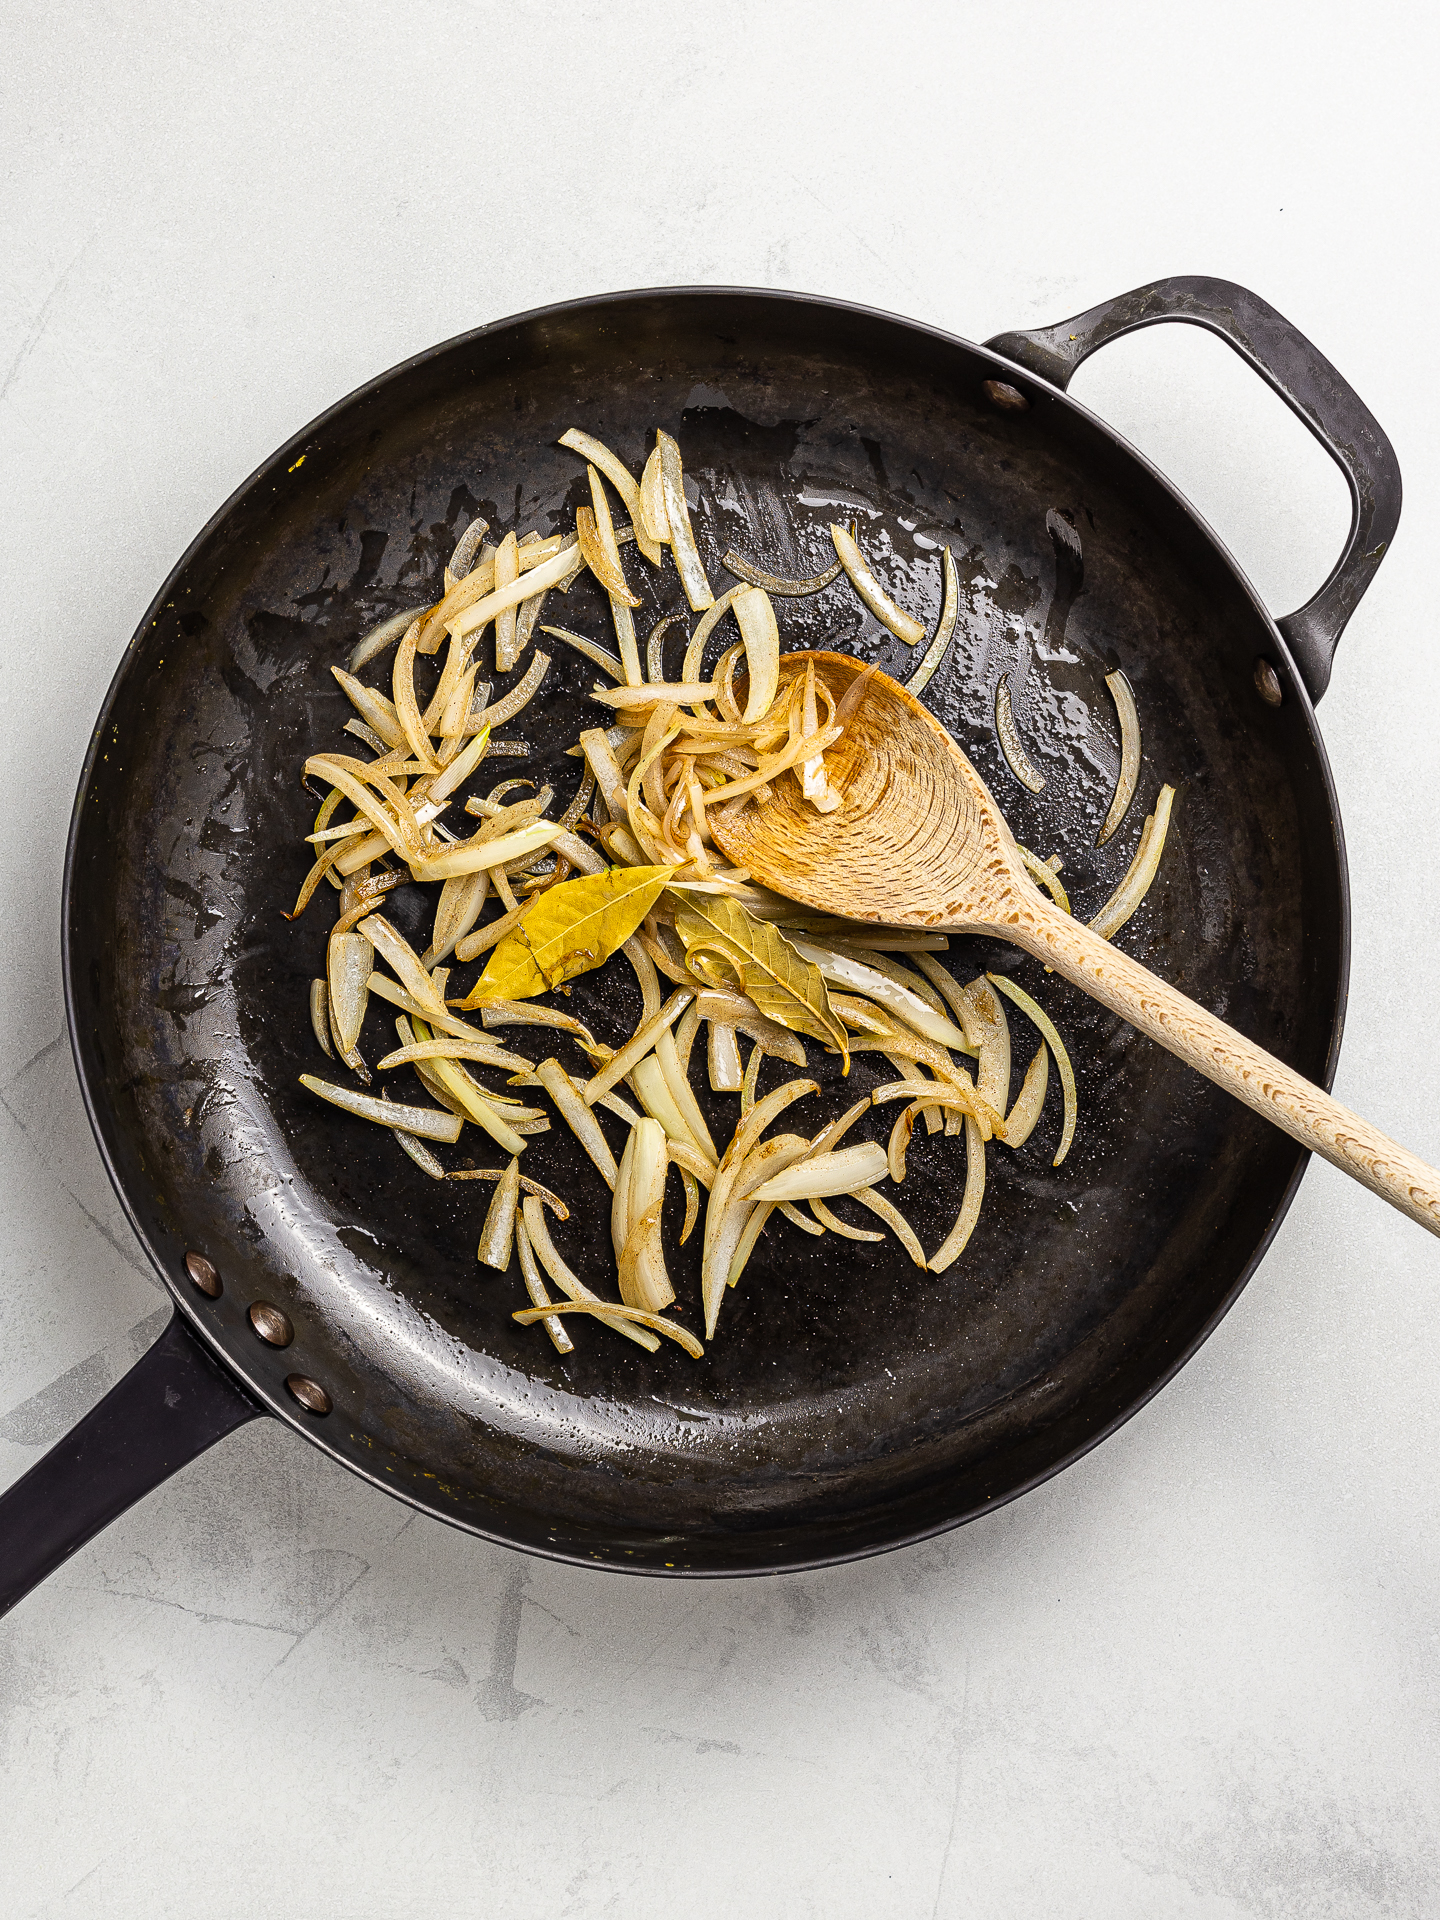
xmin=984 ymin=276 xmax=1402 ymax=705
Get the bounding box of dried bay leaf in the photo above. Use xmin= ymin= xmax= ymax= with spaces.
xmin=669 ymin=891 xmax=849 ymax=1068
xmin=472 ymin=865 xmax=675 ymax=1003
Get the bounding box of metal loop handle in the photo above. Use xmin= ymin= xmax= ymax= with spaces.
xmin=986 ymin=277 xmax=1402 ymax=702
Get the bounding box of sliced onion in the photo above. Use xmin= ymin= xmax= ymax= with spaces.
xmin=887 ymin=1105 xmax=916 ymax=1182
xmin=536 ymin=1057 xmax=619 ymax=1187
xmin=909 ymin=954 xmax=982 ymax=1049
xmin=790 ymin=940 xmax=969 ymax=1053
xmin=725 ymin=1201 xmax=776 ymax=1285
xmin=348 ymin=606 xmax=432 ymax=675
xmin=610 ymin=1123 xmax=636 ymax=1265
xmin=665 ymin=1139 xmax=715 ymax=1188
xmin=693 ymin=990 xmax=808 ymax=1066
xmin=426 ymin=1054 xmax=528 ymax=1154
xmin=299 ymin=1073 xmax=462 ymax=1142
xmin=672 ymin=998 xmax=701 ymax=1078
xmin=342 ymin=718 xmax=391 ymax=756
xmin=359 ymin=913 xmax=446 ymax=1015
xmin=427 ymin=870 xmax=490 ymax=965
xmin=577 ymin=473 xmax=641 ymax=609
xmin=657 ymin=430 xmax=714 ymax=611
xmin=677 ymin=1168 xmax=701 ymax=1243
xmin=926 ymin=1115 xmax=986 ymax=1273
xmin=1001 ymin=1044 xmax=1049 ymax=1149
xmin=408 ymin=820 xmax=560 ymax=883
xmin=609 ymin=595 xmax=644 ymax=687
xmin=511 ymin=1299 xmax=701 ymax=1357
xmin=520 ymin=1197 xmax=661 ymax=1352
xmin=702 ymin=1077 xmax=818 ymax=1335
xmin=425 ymin=724 xmax=493 ymax=805
xmin=1018 ymin=845 xmax=1071 ymax=913
xmin=995 ymin=672 xmax=1045 ymax=793
xmin=328 ymin=931 xmax=373 ymax=1054
xmin=778 ymin=1202 xmax=824 ymax=1235
xmin=559 ymin=430 xmax=662 ymax=568
xmin=447 ymin=1166 xmax=569 ymax=1219
xmin=827 ymin=943 xmax=950 ymax=1019
xmin=906 ymin=546 xmax=959 ymax=696
xmin=331 ymin=667 xmax=405 ymax=750
xmin=655 ymin=1028 xmax=715 ymax=1159
xmin=829 ymin=524 xmax=926 ymax=646
xmin=809 ymin=1198 xmax=883 ymax=1242
xmin=1097 ymin=669 xmax=1140 ymax=847
xmin=721 ymin=548 xmax=843 ymax=597
xmin=1089 ymin=784 xmax=1177 ymax=941
xmin=960 ymin=977 xmax=1011 ymax=1123
xmin=322 ymin=970 xmax=371 ymax=1080
xmin=513 ymin=584 xmax=552 ymax=662
xmin=850 ymin=1187 xmax=926 ymax=1266
xmin=740 ymin=1041 xmax=762 ymax=1114
xmin=310 ymin=978 xmax=333 ymax=1058
xmin=578 ymin=726 xmax=631 ymax=821
xmin=387 ymin=1123 xmax=447 ymax=1180
xmin=477 ymin=1002 xmax=603 ymax=1058
xmin=447 ymin=542 xmax=584 ymax=645
xmin=453 ymin=894 xmax=540 ymax=971
xmin=617 ymin=1119 xmax=673 ymax=1312
xmin=488 ymin=531 xmax=520 ymax=672
xmin=640 ymin=445 xmax=670 ymax=546
xmin=369 ymin=975 xmax=496 ymax=1047
xmin=392 ymin=619 xmax=440 ymax=772
xmin=593 ymin=680 xmax=718 ymax=710
xmin=732 ymin=587 xmax=780 ymax=724
xmin=514 ymin=1214 xmax=574 ymax=1354
xmin=681 ymin=584 xmax=745 ymax=687
xmin=477 ymin=1157 xmax=520 ymax=1272
xmin=632 ymin=1055 xmax=707 ymax=1161
xmin=542 ymin=625 xmax=624 ymax=681
xmin=732 ymin=1132 xmax=812 ymax=1201
xmin=987 ymin=972 xmax=1077 ymax=1167
xmin=622 ymin=934 xmax=663 ymax=1030
xmin=375 ymin=1038 xmax=531 ymax=1074
xmin=583 ymin=989 xmax=693 ymax=1104
xmin=480 ymin=649 xmax=551 ymax=729
xmin=708 ymin=1021 xmax=743 ymax=1091
xmin=646 ymin=612 xmax=688 ymax=684
xmin=448 ymin=516 xmax=489 ymax=582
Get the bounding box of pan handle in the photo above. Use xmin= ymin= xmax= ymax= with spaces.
xmin=0 ymin=1309 xmax=263 ymax=1619
xmin=985 ymin=277 xmax=1401 ymax=703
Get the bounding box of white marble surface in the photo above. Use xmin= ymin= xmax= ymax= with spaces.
xmin=3 ymin=3 xmax=1439 ymax=1914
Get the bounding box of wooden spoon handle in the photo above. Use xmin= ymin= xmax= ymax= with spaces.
xmin=1014 ymin=900 xmax=1440 ymax=1238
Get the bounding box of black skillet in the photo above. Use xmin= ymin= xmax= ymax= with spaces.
xmin=0 ymin=278 xmax=1400 ymax=1614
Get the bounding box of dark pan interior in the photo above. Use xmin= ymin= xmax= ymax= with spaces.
xmin=66 ymin=290 xmax=1346 ymax=1573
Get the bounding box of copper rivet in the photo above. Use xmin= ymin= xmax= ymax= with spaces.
xmin=185 ymin=1251 xmax=221 ymax=1298
xmin=1254 ymin=658 xmax=1283 ymax=708
xmin=248 ymin=1301 xmax=294 ymax=1348
xmin=982 ymin=378 xmax=1030 ymax=413
xmin=286 ymin=1373 xmax=332 ymax=1416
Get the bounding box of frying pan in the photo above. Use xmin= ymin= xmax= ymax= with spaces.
xmin=0 ymin=277 xmax=1400 ymax=1613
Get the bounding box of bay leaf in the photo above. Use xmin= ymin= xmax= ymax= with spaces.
xmin=669 ymin=891 xmax=850 ymax=1067
xmin=472 ymin=864 xmax=674 ymax=1003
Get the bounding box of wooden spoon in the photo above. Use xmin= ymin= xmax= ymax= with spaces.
xmin=709 ymin=652 xmax=1440 ymax=1237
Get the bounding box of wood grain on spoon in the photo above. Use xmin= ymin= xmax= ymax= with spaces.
xmin=710 ymin=652 xmax=1440 ymax=1239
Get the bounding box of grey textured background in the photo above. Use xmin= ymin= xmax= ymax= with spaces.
xmin=3 ymin=3 xmax=1438 ymax=1915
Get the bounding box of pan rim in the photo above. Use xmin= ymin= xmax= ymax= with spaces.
xmin=61 ymin=282 xmax=1351 ymax=1576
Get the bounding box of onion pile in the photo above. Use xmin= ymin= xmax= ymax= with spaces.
xmin=294 ymin=426 xmax=1177 ymax=1359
